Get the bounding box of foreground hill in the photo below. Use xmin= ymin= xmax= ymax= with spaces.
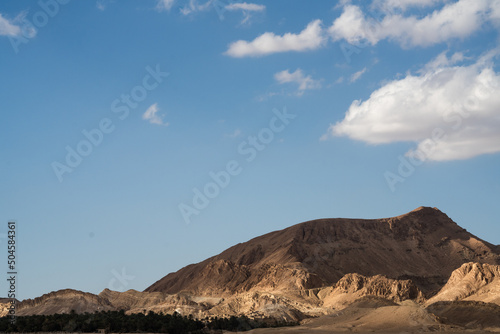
xmin=146 ymin=207 xmax=499 ymax=296
xmin=15 ymin=289 xmax=114 ymax=316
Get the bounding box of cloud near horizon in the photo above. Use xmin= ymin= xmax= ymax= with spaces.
xmin=225 ymin=19 xmax=326 ymax=57
xmin=322 ymin=50 xmax=500 ymax=161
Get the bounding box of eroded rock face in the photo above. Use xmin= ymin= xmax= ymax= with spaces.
xmin=333 ymin=273 xmax=424 ymax=302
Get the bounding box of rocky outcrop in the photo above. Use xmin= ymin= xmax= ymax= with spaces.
xmin=427 ymin=262 xmax=500 ymax=305
xmin=334 ymin=273 xmax=423 ymax=302
xmin=317 ymin=273 xmax=424 ymax=309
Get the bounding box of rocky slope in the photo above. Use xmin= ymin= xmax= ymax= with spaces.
xmin=146 ymin=207 xmax=499 ymax=296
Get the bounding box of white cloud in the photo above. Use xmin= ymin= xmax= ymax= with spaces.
xmin=322 ymin=50 xmax=500 ymax=161
xmin=329 ymin=0 xmax=498 ymax=48
xmin=350 ymin=67 xmax=367 ymax=83
xmin=0 ymin=13 xmax=21 ymax=37
xmin=225 ymin=2 xmax=265 ymax=24
xmin=143 ymin=103 xmax=168 ymax=126
xmin=274 ymin=69 xmax=321 ymax=95
xmin=225 ymin=19 xmax=326 ymax=57
xmin=225 ymin=2 xmax=265 ymax=12
xmin=157 ymin=0 xmax=175 ymax=11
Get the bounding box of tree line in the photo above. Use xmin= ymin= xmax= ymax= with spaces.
xmin=0 ymin=310 xmax=297 ymax=333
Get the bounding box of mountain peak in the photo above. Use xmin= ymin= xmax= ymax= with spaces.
xmin=146 ymin=208 xmax=500 ymax=296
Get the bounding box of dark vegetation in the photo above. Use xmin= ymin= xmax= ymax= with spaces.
xmin=0 ymin=310 xmax=297 ymax=333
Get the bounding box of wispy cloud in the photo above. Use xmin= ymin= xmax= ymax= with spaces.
xmin=274 ymin=68 xmax=321 ymax=95
xmin=180 ymin=0 xmax=213 ymax=15
xmin=225 ymin=19 xmax=326 ymax=57
xmin=157 ymin=0 xmax=175 ymax=11
xmin=225 ymin=2 xmax=265 ymax=24
xmin=322 ymin=50 xmax=500 ymax=161
xmin=0 ymin=13 xmax=21 ymax=37
xmin=350 ymin=67 xmax=367 ymax=83
xmin=142 ymin=103 xmax=168 ymax=126
xmin=225 ymin=2 xmax=265 ymax=11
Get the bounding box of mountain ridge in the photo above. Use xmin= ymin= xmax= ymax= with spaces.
xmin=145 ymin=206 xmax=500 ymax=296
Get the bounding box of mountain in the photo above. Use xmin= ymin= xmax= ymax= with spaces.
xmin=146 ymin=207 xmax=500 ymax=296
xmin=7 ymin=207 xmax=500 ymax=330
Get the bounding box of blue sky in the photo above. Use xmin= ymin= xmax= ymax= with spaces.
xmin=1 ymin=0 xmax=499 ymax=299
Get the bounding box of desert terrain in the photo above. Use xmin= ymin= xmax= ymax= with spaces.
xmin=4 ymin=207 xmax=500 ymax=332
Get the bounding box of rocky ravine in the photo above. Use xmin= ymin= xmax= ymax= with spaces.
xmin=3 ymin=207 xmax=500 ymax=327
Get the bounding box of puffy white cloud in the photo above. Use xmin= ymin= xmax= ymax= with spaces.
xmin=0 ymin=13 xmax=21 ymax=37
xmin=143 ymin=103 xmax=168 ymax=126
xmin=274 ymin=69 xmax=321 ymax=95
xmin=157 ymin=0 xmax=175 ymax=11
xmin=225 ymin=19 xmax=326 ymax=57
xmin=322 ymin=50 xmax=500 ymax=161
xmin=329 ymin=0 xmax=498 ymax=47
xmin=350 ymin=67 xmax=367 ymax=83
